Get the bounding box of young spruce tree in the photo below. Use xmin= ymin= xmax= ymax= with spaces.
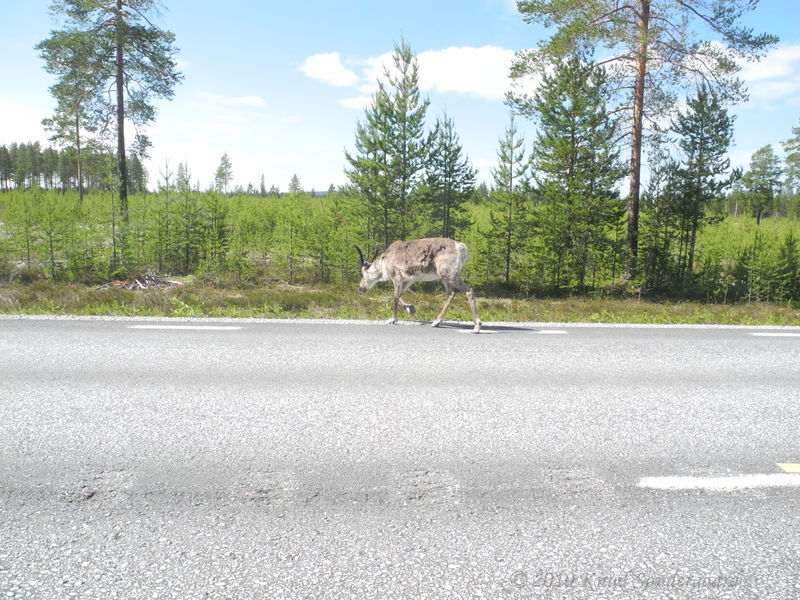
xmin=424 ymin=113 xmax=476 ymax=239
xmin=529 ymin=55 xmax=625 ymax=291
xmin=345 ymin=39 xmax=430 ymax=248
xmin=483 ymin=114 xmax=532 ymax=286
xmin=670 ymin=85 xmax=734 ymax=285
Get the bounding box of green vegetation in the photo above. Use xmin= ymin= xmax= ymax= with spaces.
xmin=512 ymin=0 xmax=778 ymax=273
xmin=37 ymin=0 xmax=182 ymax=220
xmin=3 ymin=13 xmax=797 ymax=325
xmin=1 ymin=187 xmax=799 ymax=313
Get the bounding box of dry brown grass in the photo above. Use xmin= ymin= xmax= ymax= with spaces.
xmin=1 ymin=280 xmax=798 ymax=325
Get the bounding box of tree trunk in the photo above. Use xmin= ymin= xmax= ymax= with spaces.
xmin=684 ymin=215 xmax=699 ymax=294
xmin=627 ymin=0 xmax=650 ymax=278
xmin=115 ymin=0 xmax=129 ymax=225
xmin=75 ymin=114 xmax=83 ymax=204
xmin=505 ymin=202 xmax=512 ymax=284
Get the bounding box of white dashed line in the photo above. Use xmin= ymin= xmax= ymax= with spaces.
xmin=129 ymin=325 xmax=242 ymax=331
xmin=638 ymin=473 xmax=800 ymax=491
xmin=750 ymin=332 xmax=800 ymax=337
xmin=455 ymin=328 xmax=568 ymax=334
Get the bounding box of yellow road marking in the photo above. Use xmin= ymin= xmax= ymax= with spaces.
xmin=777 ymin=463 xmax=800 ymax=473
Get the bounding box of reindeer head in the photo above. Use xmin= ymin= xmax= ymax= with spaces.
xmin=355 ymin=245 xmax=382 ymax=293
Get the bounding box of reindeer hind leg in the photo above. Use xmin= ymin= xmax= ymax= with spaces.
xmin=465 ymin=285 xmax=481 ymax=333
xmin=432 ymin=281 xmax=456 ymax=328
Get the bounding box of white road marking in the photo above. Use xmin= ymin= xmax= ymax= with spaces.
xmin=456 ymin=328 xmax=568 ymax=334
xmin=751 ymin=332 xmax=800 ymax=337
xmin=129 ymin=325 xmax=242 ymax=331
xmin=638 ymin=473 xmax=800 ymax=491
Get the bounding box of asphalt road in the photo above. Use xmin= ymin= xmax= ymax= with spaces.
xmin=1 ymin=315 xmax=800 ymax=599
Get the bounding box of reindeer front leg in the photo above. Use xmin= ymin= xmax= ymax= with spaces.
xmin=387 ymin=280 xmax=401 ymax=324
xmin=397 ymin=280 xmax=415 ymax=315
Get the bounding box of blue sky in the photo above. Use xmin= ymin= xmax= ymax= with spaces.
xmin=2 ymin=0 xmax=800 ymax=192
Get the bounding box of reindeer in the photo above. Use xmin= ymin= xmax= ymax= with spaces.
xmin=355 ymin=238 xmax=482 ymax=333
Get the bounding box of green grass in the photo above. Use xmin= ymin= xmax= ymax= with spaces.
xmin=1 ymin=280 xmax=798 ymax=325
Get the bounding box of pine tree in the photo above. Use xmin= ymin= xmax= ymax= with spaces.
xmin=385 ymin=39 xmax=430 ymax=240
xmin=483 ymin=115 xmax=532 ymax=285
xmin=345 ymin=39 xmax=430 ymax=247
xmin=345 ymin=81 xmax=394 ymax=246
xmin=670 ymin=85 xmax=734 ymax=283
xmin=511 ymin=0 xmax=778 ymax=276
xmin=128 ymin=153 xmax=148 ymax=193
xmin=289 ymin=174 xmax=303 ymax=195
xmin=37 ymin=23 xmax=103 ymax=202
xmin=775 ymin=233 xmax=800 ymax=302
xmin=782 ymin=119 xmax=800 ymax=202
xmin=424 ymin=113 xmax=476 ymax=239
xmin=37 ymin=0 xmax=182 ymax=225
xmin=214 ymin=153 xmax=233 ymax=193
xmin=530 ymin=54 xmax=625 ymax=291
xmin=0 ymin=146 xmax=12 ymax=190
xmin=743 ymin=146 xmax=782 ymax=225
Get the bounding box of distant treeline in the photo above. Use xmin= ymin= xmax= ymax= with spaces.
xmin=1 ymin=187 xmax=799 ymax=305
xmin=0 ymin=142 xmax=147 ymax=194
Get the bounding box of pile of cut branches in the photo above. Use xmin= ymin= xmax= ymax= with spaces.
xmin=97 ymin=272 xmax=182 ymax=291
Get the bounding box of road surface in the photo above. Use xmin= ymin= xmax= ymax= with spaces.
xmin=1 ymin=315 xmax=800 ymax=599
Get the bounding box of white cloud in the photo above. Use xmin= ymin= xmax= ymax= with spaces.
xmin=303 ymin=45 xmax=520 ymax=108
xmin=299 ymin=52 xmax=359 ymax=87
xmin=196 ymin=121 xmax=248 ymax=136
xmin=361 ymin=45 xmax=517 ymax=101
xmin=218 ymin=113 xmax=247 ymax=123
xmin=339 ymin=96 xmax=372 ymax=110
xmin=728 ymin=147 xmax=757 ymax=170
xmin=196 ymin=92 xmax=266 ymax=107
xmin=741 ymin=44 xmax=800 ymax=83
xmin=0 ymin=99 xmax=49 ymax=145
xmin=418 ymin=45 xmax=516 ymax=100
xmin=740 ymin=43 xmax=800 ymax=103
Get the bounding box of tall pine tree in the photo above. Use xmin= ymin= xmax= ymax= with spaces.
xmin=511 ymin=0 xmax=777 ymax=275
xmin=38 ymin=0 xmax=182 ymax=229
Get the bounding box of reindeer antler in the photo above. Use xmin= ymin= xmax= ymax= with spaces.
xmin=354 ymin=245 xmax=366 ymax=266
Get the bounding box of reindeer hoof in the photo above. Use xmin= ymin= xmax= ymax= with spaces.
xmin=431 ymin=319 xmax=441 ymax=328
xmin=472 ymin=322 xmax=482 ymax=334
xmin=404 ymin=304 xmax=416 ymax=315
xmin=385 ymin=318 xmax=398 ymax=325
